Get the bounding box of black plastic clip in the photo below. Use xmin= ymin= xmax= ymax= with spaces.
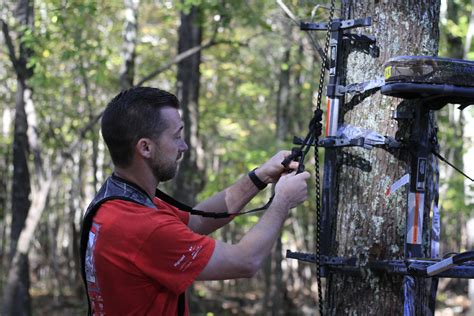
xmin=281 ymin=147 xmax=304 ymax=173
xmin=392 ymin=110 xmax=414 ymax=120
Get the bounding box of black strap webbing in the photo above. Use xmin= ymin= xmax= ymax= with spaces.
xmin=432 ymin=150 xmax=474 ymax=181
xmin=80 ymin=196 xmax=134 ymax=316
xmin=155 ymin=189 xmax=231 ymax=218
xmin=155 ymin=188 xmax=274 ymax=218
xmin=178 ymin=292 xmax=186 ymax=316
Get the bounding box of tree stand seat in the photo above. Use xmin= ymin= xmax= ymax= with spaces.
xmin=380 ymin=56 xmax=474 ymax=110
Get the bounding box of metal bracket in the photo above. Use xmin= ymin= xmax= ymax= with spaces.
xmin=292 ymin=135 xmax=365 ymax=148
xmin=318 ymin=137 xmax=365 ymax=148
xmin=300 ymin=17 xmax=372 ymax=31
xmin=343 ymin=33 xmax=380 ymax=58
xmin=338 ymin=77 xmax=385 ymax=95
xmin=286 ymin=251 xmax=474 ymax=279
xmin=292 ymin=134 xmax=402 ymax=150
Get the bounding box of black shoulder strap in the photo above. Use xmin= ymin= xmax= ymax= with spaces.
xmin=80 ymin=202 xmax=96 ymax=316
xmin=178 ymin=292 xmax=186 ymax=316
xmin=80 ymin=195 xmax=143 ymax=316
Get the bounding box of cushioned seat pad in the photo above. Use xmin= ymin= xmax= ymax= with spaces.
xmin=381 ymin=56 xmax=474 ymax=109
xmin=384 ymin=56 xmax=474 ymax=87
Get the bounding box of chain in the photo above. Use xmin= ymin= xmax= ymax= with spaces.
xmin=314 ymin=0 xmax=336 ymax=315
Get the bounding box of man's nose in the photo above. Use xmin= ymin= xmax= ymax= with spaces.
xmin=180 ymin=140 xmax=189 ymax=152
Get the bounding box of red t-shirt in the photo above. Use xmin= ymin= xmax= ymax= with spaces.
xmin=86 ymin=197 xmax=215 ymax=315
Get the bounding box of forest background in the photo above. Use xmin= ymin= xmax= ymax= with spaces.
xmin=0 ymin=0 xmax=474 ymax=315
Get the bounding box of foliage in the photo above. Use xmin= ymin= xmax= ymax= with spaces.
xmin=438 ymin=0 xmax=474 ymax=224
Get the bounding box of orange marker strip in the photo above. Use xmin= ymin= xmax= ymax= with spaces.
xmin=325 ymin=98 xmax=331 ymax=137
xmin=413 ymin=193 xmax=420 ymax=243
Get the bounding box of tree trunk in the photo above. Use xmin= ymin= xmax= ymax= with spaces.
xmin=2 ymin=0 xmax=35 ymax=313
xmin=172 ymin=6 xmax=204 ymax=311
xmin=0 ymin=108 xmax=11 ymax=286
xmin=120 ymin=0 xmax=139 ymax=89
xmin=262 ymin=254 xmax=272 ymax=313
xmin=276 ymin=48 xmax=291 ymax=142
xmin=269 ymin=44 xmax=292 ymax=315
xmin=271 ymin=238 xmax=285 ymax=315
xmin=289 ymin=42 xmax=306 ymax=138
xmin=325 ymin=1 xmax=440 ymax=315
xmin=3 ymin=175 xmax=51 ymax=316
xmin=173 ymin=5 xmax=205 ymax=206
xmin=5 ymin=78 xmax=32 ymax=316
xmin=465 ymin=0 xmax=474 ymax=57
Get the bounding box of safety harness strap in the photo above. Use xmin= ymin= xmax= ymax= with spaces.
xmin=155 ymin=189 xmax=230 ymax=218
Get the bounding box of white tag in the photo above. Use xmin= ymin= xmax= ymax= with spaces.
xmin=386 ymin=174 xmax=410 ymax=196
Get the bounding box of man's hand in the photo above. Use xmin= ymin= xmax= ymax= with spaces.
xmin=274 ymin=171 xmax=310 ymax=209
xmin=254 ymin=150 xmax=301 ymax=184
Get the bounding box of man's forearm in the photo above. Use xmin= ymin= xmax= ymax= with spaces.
xmin=195 ymin=194 xmax=291 ymax=280
xmin=195 ymin=171 xmax=309 ymax=281
xmin=189 ymin=172 xmax=264 ymax=235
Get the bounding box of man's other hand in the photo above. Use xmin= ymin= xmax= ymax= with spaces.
xmin=274 ymin=171 xmax=310 ymax=209
xmin=255 ymin=150 xmax=301 ymax=184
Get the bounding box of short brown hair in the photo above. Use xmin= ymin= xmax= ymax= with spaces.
xmin=101 ymin=87 xmax=179 ymax=167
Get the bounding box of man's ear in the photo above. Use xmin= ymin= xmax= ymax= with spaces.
xmin=136 ymin=138 xmax=153 ymax=159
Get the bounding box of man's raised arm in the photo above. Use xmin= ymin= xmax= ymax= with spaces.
xmin=188 ymin=151 xmax=300 ymax=235
xmin=196 ymin=171 xmax=310 ymax=280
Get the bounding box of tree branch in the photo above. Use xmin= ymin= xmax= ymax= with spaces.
xmin=136 ymin=40 xmax=215 ymax=86
xmin=135 ymin=34 xmax=260 ymax=87
xmin=464 ymin=0 xmax=474 ymax=58
xmin=276 ymin=0 xmax=326 ymax=63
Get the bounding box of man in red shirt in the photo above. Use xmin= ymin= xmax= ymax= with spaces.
xmin=81 ymin=87 xmax=309 ymax=315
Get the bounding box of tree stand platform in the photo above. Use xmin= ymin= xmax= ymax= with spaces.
xmin=381 ymin=56 xmax=474 ymax=110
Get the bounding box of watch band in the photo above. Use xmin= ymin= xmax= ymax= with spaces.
xmin=248 ymin=168 xmax=267 ymax=190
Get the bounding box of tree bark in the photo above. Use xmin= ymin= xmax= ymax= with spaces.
xmin=120 ymin=0 xmax=139 ymax=89
xmin=262 ymin=254 xmax=272 ymax=313
xmin=0 ymin=109 xmax=10 ymax=285
xmin=325 ymin=1 xmax=441 ymax=315
xmin=3 ymin=175 xmax=51 ymax=316
xmin=276 ymin=48 xmax=291 ymax=142
xmin=273 ymin=45 xmax=292 ymax=315
xmin=173 ymin=5 xmax=205 ymax=205
xmin=2 ymin=0 xmax=34 ymax=314
xmin=5 ymin=79 xmax=32 ymax=316
xmin=465 ymin=0 xmax=474 ymax=58
xmin=263 ymin=42 xmax=293 ymax=314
